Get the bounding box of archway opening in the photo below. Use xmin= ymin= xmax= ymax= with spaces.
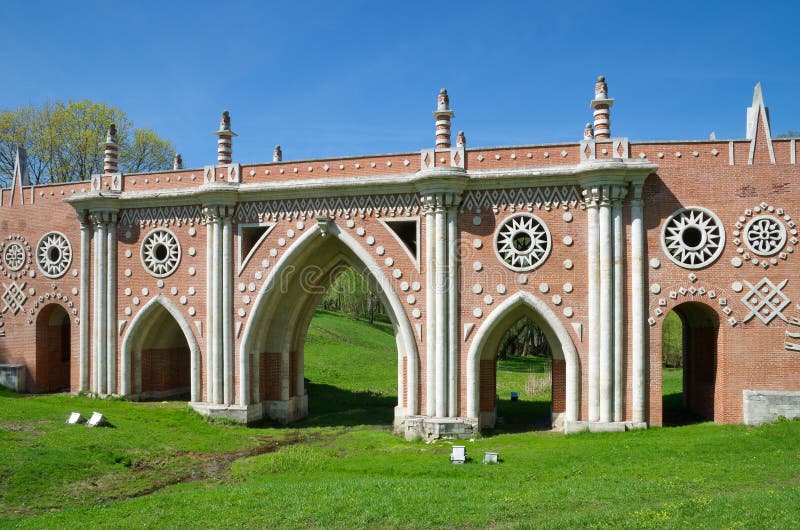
xmin=301 ymin=265 xmax=397 ymax=425
xmin=470 ymin=293 xmax=574 ymax=432
xmin=493 ymin=317 xmax=554 ymax=430
xmin=132 ymin=304 xmax=191 ymax=400
xmin=662 ymin=302 xmax=719 ymax=425
xmin=35 ymin=304 xmax=71 ymax=392
xmin=244 ymin=225 xmax=418 ymax=427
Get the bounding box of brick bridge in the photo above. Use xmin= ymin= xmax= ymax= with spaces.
xmin=1 ymin=78 xmax=798 ymax=439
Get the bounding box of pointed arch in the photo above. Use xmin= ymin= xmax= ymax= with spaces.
xmin=240 ymin=221 xmax=420 ymax=417
xmin=121 ymin=294 xmax=200 ymax=401
xmin=466 ymin=291 xmax=580 ymax=424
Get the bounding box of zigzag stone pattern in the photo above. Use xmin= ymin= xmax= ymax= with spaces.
xmin=119 ymin=206 xmax=204 ymax=227
xmin=461 ymin=186 xmax=582 ymax=213
xmin=234 ymin=194 xmax=422 ymax=222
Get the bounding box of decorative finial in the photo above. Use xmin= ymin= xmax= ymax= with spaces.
xmin=273 ymin=144 xmax=282 ymax=162
xmin=584 ymin=122 xmax=594 ymax=140
xmin=220 ymin=110 xmax=231 ymax=131
xmin=437 ymin=88 xmax=450 ymax=111
xmin=456 ymin=130 xmax=466 ymax=147
xmin=594 ymin=76 xmax=607 ymax=100
xmin=106 ymin=123 xmax=118 ymax=144
xmin=590 ymin=75 xmax=614 ymax=140
xmin=102 ymin=123 xmax=119 ymax=174
xmin=173 ymin=153 xmax=183 ymax=170
xmin=433 ymin=88 xmax=455 ymax=148
xmin=214 ymin=110 xmax=237 ymax=165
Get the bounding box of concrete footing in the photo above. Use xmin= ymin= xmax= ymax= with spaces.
xmin=189 ymin=394 xmax=309 ymax=424
xmin=564 ymin=420 xmax=648 ymax=434
xmin=0 ymin=364 xmax=25 ymax=392
xmin=743 ymin=389 xmax=800 ymax=426
xmin=397 ymin=416 xmax=476 ymax=441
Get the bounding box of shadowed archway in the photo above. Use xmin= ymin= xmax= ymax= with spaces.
xmin=240 ymin=221 xmax=420 ymax=425
xmin=467 ymin=291 xmax=580 ymax=430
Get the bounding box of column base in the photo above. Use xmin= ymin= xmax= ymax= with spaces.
xmin=564 ymin=420 xmax=648 ymax=434
xmin=190 ymin=395 xmax=309 ymax=424
xmin=395 ymin=416 xmax=477 ymax=442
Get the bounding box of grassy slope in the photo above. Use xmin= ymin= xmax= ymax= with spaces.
xmin=1 ymin=310 xmax=799 ymax=528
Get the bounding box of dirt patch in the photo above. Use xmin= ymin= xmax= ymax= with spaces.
xmin=96 ymin=434 xmax=307 ymax=504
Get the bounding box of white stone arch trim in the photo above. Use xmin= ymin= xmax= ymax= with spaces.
xmin=120 ymin=294 xmax=200 ymax=401
xmin=466 ymin=291 xmax=580 ymax=423
xmin=239 ymin=222 xmax=419 ymax=415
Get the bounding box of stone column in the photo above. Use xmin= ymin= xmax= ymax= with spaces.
xmin=203 ymin=206 xmax=220 ymax=403
xmin=222 ymin=208 xmax=233 ymax=405
xmin=106 ymin=212 xmax=118 ymax=395
xmin=585 ymin=190 xmax=600 ymax=422
xmin=423 ymin=197 xmax=436 ymax=416
xmin=78 ymin=211 xmax=91 ymax=393
xmin=612 ymin=185 xmax=627 ymax=422
xmin=599 ymin=187 xmax=613 ymax=423
xmin=91 ymin=212 xmax=107 ymax=395
xmin=630 ymin=184 xmax=647 ymax=424
xmin=434 ymin=196 xmax=447 ymax=418
xmin=213 ymin=209 xmax=224 ymax=404
xmin=447 ymin=200 xmax=459 ymax=418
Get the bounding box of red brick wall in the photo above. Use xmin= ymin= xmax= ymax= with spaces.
xmin=140 ymin=347 xmax=190 ymax=392
xmin=552 ymin=359 xmax=566 ymax=414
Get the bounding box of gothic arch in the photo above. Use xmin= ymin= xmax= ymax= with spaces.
xmin=240 ymin=221 xmax=420 ymax=417
xmin=466 ymin=291 xmax=580 ymax=425
xmin=120 ymin=294 xmax=200 ymax=401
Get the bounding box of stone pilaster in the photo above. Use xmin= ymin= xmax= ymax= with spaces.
xmin=630 ymin=183 xmax=647 ymax=424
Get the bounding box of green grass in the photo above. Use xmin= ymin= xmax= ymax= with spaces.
xmin=495 ymin=356 xmax=552 ymax=428
xmin=2 ymin=310 xmax=799 ymax=528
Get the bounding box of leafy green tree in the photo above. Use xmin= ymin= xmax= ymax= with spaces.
xmin=0 ymin=100 xmax=175 ymax=186
xmin=321 ymin=266 xmax=385 ymax=323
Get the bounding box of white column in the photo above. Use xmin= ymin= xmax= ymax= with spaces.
xmin=447 ymin=203 xmax=458 ymax=418
xmin=213 ymin=213 xmax=224 ymax=404
xmin=434 ymin=200 xmax=447 ymax=418
xmin=92 ymin=214 xmax=107 ymax=395
xmin=106 ymin=212 xmax=118 ymax=395
xmin=631 ymin=184 xmax=647 ymax=424
xmin=424 ymin=201 xmax=436 ymax=416
xmin=222 ymin=210 xmax=233 ymax=405
xmin=204 ymin=206 xmax=217 ymax=403
xmin=599 ymin=189 xmax=613 ymax=423
xmin=586 ymin=194 xmax=600 ymax=422
xmin=613 ymin=190 xmax=625 ymax=422
xmin=79 ymin=212 xmax=91 ymax=393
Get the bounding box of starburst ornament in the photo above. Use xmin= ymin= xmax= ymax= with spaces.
xmin=141 ymin=229 xmax=181 ymax=278
xmin=494 ymin=213 xmax=551 ymax=272
xmin=661 ymin=207 xmax=725 ymax=269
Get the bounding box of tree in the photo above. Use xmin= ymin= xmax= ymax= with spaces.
xmin=0 ymin=100 xmax=175 ymax=186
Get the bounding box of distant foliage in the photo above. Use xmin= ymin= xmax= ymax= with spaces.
xmin=777 ymin=129 xmax=800 ymax=138
xmin=0 ymin=100 xmax=175 ymax=186
xmin=320 ymin=266 xmax=385 ymax=323
xmin=497 ymin=317 xmax=552 ymax=359
xmin=662 ymin=311 xmax=683 ymax=368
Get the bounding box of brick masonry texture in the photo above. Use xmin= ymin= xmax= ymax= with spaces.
xmin=0 ymin=82 xmax=798 ymax=432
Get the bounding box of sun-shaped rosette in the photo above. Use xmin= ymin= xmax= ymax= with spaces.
xmin=36 ymin=231 xmax=72 ymax=278
xmin=140 ymin=228 xmax=181 ymax=278
xmin=744 ymin=215 xmax=787 ymax=257
xmin=661 ymin=206 xmax=725 ymax=269
xmin=494 ymin=213 xmax=552 ymax=272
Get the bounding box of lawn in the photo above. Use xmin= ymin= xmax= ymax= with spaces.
xmin=1 ymin=310 xmax=798 ymax=528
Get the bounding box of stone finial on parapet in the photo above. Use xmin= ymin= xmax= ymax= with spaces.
xmin=456 ymin=130 xmax=466 ymax=147
xmin=584 ymin=122 xmax=594 ymax=140
xmin=214 ymin=110 xmax=237 ymax=165
xmin=433 ymin=88 xmax=455 ymax=148
xmin=590 ymin=75 xmax=614 ymax=140
xmin=102 ymin=124 xmax=119 ymax=174
xmin=273 ymin=145 xmax=282 ymax=162
xmin=173 ymin=153 xmax=183 ymax=170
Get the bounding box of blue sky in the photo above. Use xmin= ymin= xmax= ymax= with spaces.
xmin=4 ymin=1 xmax=800 ymax=167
